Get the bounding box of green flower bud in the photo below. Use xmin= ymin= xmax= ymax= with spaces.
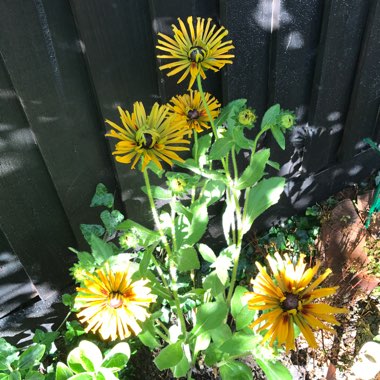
xmin=278 ymin=111 xmax=295 ymax=130
xmin=238 ymin=108 xmax=257 ymax=127
xmin=119 ymin=232 xmax=138 ymax=249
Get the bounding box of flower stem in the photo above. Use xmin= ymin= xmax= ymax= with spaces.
xmin=143 ymin=168 xmax=187 ymax=335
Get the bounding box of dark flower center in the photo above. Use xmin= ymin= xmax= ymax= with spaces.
xmin=281 ymin=293 xmax=299 ymax=311
xmin=187 ymin=109 xmax=200 ymax=120
xmin=188 ymin=46 xmax=206 ymax=63
xmin=109 ymin=296 xmax=123 ymax=309
xmin=141 ymin=133 xmax=154 ymax=149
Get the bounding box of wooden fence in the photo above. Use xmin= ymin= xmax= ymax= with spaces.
xmin=1 ymin=0 xmax=380 ymax=318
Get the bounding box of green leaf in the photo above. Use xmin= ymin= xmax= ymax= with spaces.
xmin=33 ymin=330 xmax=59 ymax=355
xmin=193 ymin=333 xmax=211 ymax=356
xmin=177 ymin=247 xmax=200 ymax=272
xmin=138 ymin=318 xmax=161 ymax=349
xmin=64 ymin=321 xmax=86 ymax=343
xmin=55 ymin=362 xmax=74 ymax=380
xmin=199 ymin=180 xmax=226 ymax=206
xmin=255 ymin=358 xmax=292 ymax=380
xmin=271 ymin=125 xmax=285 ymax=150
xmin=209 ymin=138 xmax=234 ymax=160
xmin=215 ymin=99 xmax=247 ymax=127
xmin=100 ymin=210 xmax=124 ymax=235
xmin=102 ymin=342 xmax=130 ymax=370
xmin=97 ymin=368 xmax=118 ymax=380
xmin=117 ymin=220 xmax=160 ymax=247
xmin=203 ymin=272 xmax=225 ymax=296
xmin=204 ymin=344 xmax=224 ymax=367
xmin=89 ymin=235 xmax=114 ymax=265
xmin=267 ymin=160 xmax=280 ymax=171
xmin=25 ymin=372 xmax=45 ymax=380
xmin=138 ymin=245 xmax=156 ymax=276
xmin=242 ymin=177 xmax=285 ymax=234
xmin=0 ymin=339 xmax=16 ymax=357
xmin=192 ymin=302 xmax=228 ymax=336
xmin=7 ymin=371 xmax=21 ymax=380
xmin=194 ymin=133 xmax=212 ymax=161
xmin=144 ymin=271 xmax=173 ymax=301
xmin=77 ymin=252 xmax=96 ymax=270
xmin=154 ymin=341 xmax=183 ymax=371
xmin=67 ymin=374 xmax=93 ymax=380
xmin=236 ymin=306 xmax=257 ymax=331
xmin=235 ymin=149 xmax=270 ymax=190
xmin=230 ymin=287 xmax=256 ymax=330
xmin=261 ymin=104 xmax=280 ymax=130
xmin=171 ymin=353 xmax=190 ymax=379
xmin=210 ymin=324 xmax=232 ymax=346
xmin=18 ymin=344 xmax=45 ymax=371
xmin=90 ymin=183 xmax=114 ymax=208
xmin=219 ymin=361 xmax=252 ymax=380
xmin=79 ymin=224 xmax=105 ymax=244
xmin=141 ymin=186 xmax=172 ymax=200
xmin=219 ymin=333 xmax=260 ymax=356
xmin=231 ymin=127 xmax=251 ymax=151
xmin=185 ymin=203 xmax=208 ymax=245
xmin=67 ymin=341 xmax=102 ymax=374
xmin=197 ymin=244 xmax=217 ymax=263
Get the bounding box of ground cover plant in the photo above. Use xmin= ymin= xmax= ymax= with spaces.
xmin=0 ymin=16 xmax=351 ymax=380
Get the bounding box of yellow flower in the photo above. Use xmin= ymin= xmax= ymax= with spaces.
xmin=75 ymin=261 xmax=157 ymax=341
xmin=167 ymin=90 xmax=220 ymax=134
xmin=246 ymin=253 xmax=347 ymax=352
xmin=156 ymin=17 xmax=234 ymax=89
xmin=105 ymin=102 xmax=190 ymax=171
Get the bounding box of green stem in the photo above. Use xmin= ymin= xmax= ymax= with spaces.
xmin=193 ymin=129 xmax=199 ymax=164
xmin=151 ymin=254 xmax=170 ymax=290
xmin=143 ymin=169 xmax=187 ymax=335
xmin=56 ymin=311 xmax=71 ymax=332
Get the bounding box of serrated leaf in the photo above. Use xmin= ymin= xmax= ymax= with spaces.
xmin=235 ymin=149 xmax=270 ymax=190
xmin=100 ymin=210 xmax=124 ymax=235
xmin=80 ymin=224 xmax=105 ymax=244
xmin=261 ymin=104 xmax=280 ymax=130
xmin=18 ymin=344 xmax=45 ymax=371
xmin=198 ymin=244 xmax=216 ymax=263
xmin=89 ymin=235 xmax=114 ymax=265
xmin=192 ymin=302 xmax=228 ymax=336
xmin=209 ymin=138 xmax=234 ymax=160
xmin=219 ymin=361 xmax=252 ymax=380
xmin=177 ymin=247 xmax=200 ymax=272
xmin=242 ymin=177 xmax=285 ymax=234
xmin=90 ymin=183 xmax=114 ymax=208
xmin=271 ymin=125 xmax=285 ymax=150
xmin=141 ymin=185 xmax=172 ymax=200
xmin=154 ymin=341 xmax=183 ymax=371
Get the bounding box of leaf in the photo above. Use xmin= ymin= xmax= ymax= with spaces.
xmin=191 ymin=302 xmax=228 ymax=336
xmin=197 ymin=244 xmax=217 ymax=263
xmin=77 ymin=252 xmax=96 ymax=270
xmin=89 ymin=235 xmax=114 ymax=265
xmin=138 ymin=245 xmax=156 ymax=276
xmin=194 ymin=133 xmax=212 ymax=161
xmin=141 ymin=186 xmax=172 ymax=200
xmin=24 ymin=371 xmax=45 ymax=380
xmin=219 ymin=333 xmax=260 ymax=356
xmin=90 ymin=183 xmax=114 ymax=208
xmin=209 ymin=138 xmax=234 ymax=160
xmin=55 ymin=362 xmax=74 ymax=380
xmin=177 ymin=247 xmax=200 ymax=272
xmin=153 ymin=341 xmax=183 ymax=371
xmin=267 ymin=160 xmax=280 ymax=171
xmin=79 ymin=224 xmax=105 ymax=244
xmin=255 ymin=358 xmax=292 ymax=380
xmin=199 ymin=180 xmax=226 ymax=206
xmin=102 ymin=342 xmax=130 ymax=370
xmin=209 ymin=324 xmax=232 ymax=346
xmin=261 ymin=104 xmax=280 ymax=130
xmin=242 ymin=177 xmax=285 ymax=234
xmin=100 ymin=210 xmax=124 ymax=235
xmin=193 ymin=333 xmax=211 ymax=356
xmin=235 ymin=149 xmax=270 ymax=190
xmin=235 ymin=306 xmax=257 ymax=331
xmin=230 ymin=286 xmax=256 ymax=330
xmin=18 ymin=344 xmax=45 ymax=371
xmin=67 ymin=374 xmax=93 ymax=380
xmin=231 ymin=127 xmax=251 ymax=151
xmin=138 ymin=318 xmax=161 ymax=349
xmin=171 ymin=353 xmax=190 ymax=378
xmin=215 ymin=99 xmax=247 ymax=127
xmin=222 ymin=201 xmax=235 ymax=243
xmin=271 ymin=125 xmax=285 ymax=150
xmin=203 ymin=272 xmax=225 ymax=296
xmin=33 ymin=330 xmax=59 ymax=355
xmin=219 ymin=361 xmax=252 ymax=380
xmin=185 ymin=203 xmax=208 ymax=245
xmin=7 ymin=371 xmax=21 ymax=380
xmin=117 ymin=220 xmax=160 ymax=247
xmin=67 ymin=341 xmax=102 ymax=374
xmin=97 ymin=368 xmax=118 ymax=380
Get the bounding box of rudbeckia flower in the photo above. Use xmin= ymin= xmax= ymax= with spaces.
xmin=246 ymin=253 xmax=347 ymax=352
xmin=156 ymin=17 xmax=234 ymax=89
xmin=105 ymin=102 xmax=190 ymax=171
xmin=75 ymin=261 xmax=157 ymax=341
xmin=167 ymin=90 xmax=220 ymax=134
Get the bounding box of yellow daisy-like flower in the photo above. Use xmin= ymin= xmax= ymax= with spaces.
xmin=105 ymin=102 xmax=190 ymax=171
xmin=167 ymin=90 xmax=220 ymax=134
xmin=75 ymin=262 xmax=157 ymax=341
xmin=156 ymin=17 xmax=235 ymax=89
xmin=246 ymin=253 xmax=347 ymax=352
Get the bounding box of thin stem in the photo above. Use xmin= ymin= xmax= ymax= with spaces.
xmin=56 ymin=311 xmax=71 ymax=332
xmin=151 ymin=253 xmax=170 ymax=289
xmin=155 ymin=326 xmax=170 ymax=343
xmin=193 ymin=130 xmax=199 ymax=164
xmin=231 ymin=146 xmax=239 ymax=182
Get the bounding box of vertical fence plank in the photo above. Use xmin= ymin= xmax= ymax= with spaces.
xmin=149 ymin=0 xmax=221 ymax=103
xmin=0 ymin=0 xmax=119 ymax=247
xmin=264 ymin=0 xmax=324 ymax=178
xmin=0 ymin=55 xmax=75 ymax=299
xmin=302 ymin=0 xmax=370 ymax=174
xmin=70 ymin=0 xmax=161 ymax=225
xmin=220 ymin=0 xmax=271 ymax=119
xmin=0 ymin=229 xmax=38 ymax=318
xmin=338 ymin=0 xmax=380 ymax=161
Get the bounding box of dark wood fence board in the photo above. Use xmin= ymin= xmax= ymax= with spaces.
xmin=338 ymin=0 xmax=380 ymax=161
xmin=149 ymin=0 xmax=221 ymax=103
xmin=0 ymin=0 xmax=119 ymax=247
xmin=0 ymin=229 xmax=38 ymax=318
xmin=70 ymin=0 xmax=162 ymax=225
xmin=220 ymin=0 xmax=271 ymax=119
xmin=0 ymin=55 xmax=75 ymax=299
xmin=303 ymin=0 xmax=370 ymax=173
